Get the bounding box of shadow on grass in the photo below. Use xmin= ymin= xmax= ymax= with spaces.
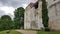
xmin=37 ymin=31 xmax=60 ymax=34
xmin=0 ymin=30 xmax=22 ymax=34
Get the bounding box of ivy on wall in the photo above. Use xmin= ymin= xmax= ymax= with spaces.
xmin=42 ymin=0 xmax=49 ymax=27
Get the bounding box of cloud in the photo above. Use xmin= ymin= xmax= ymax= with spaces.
xmin=0 ymin=9 xmax=14 ymax=19
xmin=0 ymin=0 xmax=37 ymax=8
xmin=0 ymin=6 xmax=15 ymax=15
xmin=7 ymin=13 xmax=14 ymax=19
xmin=0 ymin=10 xmax=5 ymax=16
xmin=0 ymin=0 xmax=37 ymax=18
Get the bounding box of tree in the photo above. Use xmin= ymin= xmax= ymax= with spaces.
xmin=14 ymin=7 xmax=25 ymax=29
xmin=42 ymin=0 xmax=49 ymax=29
xmin=0 ymin=15 xmax=13 ymax=30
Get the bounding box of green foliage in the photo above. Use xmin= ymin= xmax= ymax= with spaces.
xmin=42 ymin=0 xmax=49 ymax=27
xmin=37 ymin=31 xmax=60 ymax=34
xmin=1 ymin=15 xmax=11 ymax=20
xmin=0 ymin=7 xmax=25 ymax=31
xmin=14 ymin=7 xmax=25 ymax=29
xmin=0 ymin=15 xmax=14 ymax=30
xmin=0 ymin=30 xmax=22 ymax=34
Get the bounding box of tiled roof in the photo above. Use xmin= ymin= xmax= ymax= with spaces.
xmin=28 ymin=0 xmax=41 ymax=8
xmin=28 ymin=3 xmax=35 ymax=8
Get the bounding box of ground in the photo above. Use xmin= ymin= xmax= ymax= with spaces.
xmin=37 ymin=31 xmax=60 ymax=34
xmin=16 ymin=30 xmax=60 ymax=34
xmin=0 ymin=30 xmax=22 ymax=34
xmin=0 ymin=30 xmax=60 ymax=34
xmin=16 ymin=30 xmax=37 ymax=34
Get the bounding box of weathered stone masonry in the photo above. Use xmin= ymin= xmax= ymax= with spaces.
xmin=24 ymin=0 xmax=60 ymax=31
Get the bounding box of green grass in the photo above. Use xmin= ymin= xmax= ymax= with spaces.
xmin=0 ymin=30 xmax=22 ymax=34
xmin=37 ymin=31 xmax=60 ymax=34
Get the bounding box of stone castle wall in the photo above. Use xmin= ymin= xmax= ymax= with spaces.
xmin=24 ymin=0 xmax=60 ymax=31
xmin=48 ymin=0 xmax=60 ymax=31
xmin=24 ymin=0 xmax=44 ymax=30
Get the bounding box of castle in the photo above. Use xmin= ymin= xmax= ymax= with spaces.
xmin=24 ymin=0 xmax=60 ymax=31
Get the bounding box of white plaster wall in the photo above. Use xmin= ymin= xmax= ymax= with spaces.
xmin=24 ymin=6 xmax=32 ymax=29
xmin=24 ymin=0 xmax=60 ymax=30
xmin=46 ymin=0 xmax=54 ymax=5
xmin=24 ymin=6 xmax=36 ymax=29
xmin=48 ymin=0 xmax=60 ymax=30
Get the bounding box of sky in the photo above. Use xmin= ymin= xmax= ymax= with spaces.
xmin=0 ymin=0 xmax=37 ymax=19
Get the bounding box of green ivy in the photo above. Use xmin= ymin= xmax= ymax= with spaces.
xmin=42 ymin=0 xmax=49 ymax=27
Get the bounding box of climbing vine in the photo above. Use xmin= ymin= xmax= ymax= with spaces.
xmin=42 ymin=0 xmax=49 ymax=27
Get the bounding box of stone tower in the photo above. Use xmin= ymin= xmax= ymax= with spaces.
xmin=24 ymin=0 xmax=44 ymax=30
xmin=24 ymin=0 xmax=60 ymax=31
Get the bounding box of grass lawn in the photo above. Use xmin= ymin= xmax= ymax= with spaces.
xmin=0 ymin=30 xmax=22 ymax=34
xmin=37 ymin=31 xmax=60 ymax=34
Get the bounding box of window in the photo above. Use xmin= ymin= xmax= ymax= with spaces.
xmin=34 ymin=2 xmax=38 ymax=9
xmin=53 ymin=0 xmax=56 ymax=1
xmin=46 ymin=2 xmax=48 ymax=5
xmin=55 ymin=4 xmax=57 ymax=16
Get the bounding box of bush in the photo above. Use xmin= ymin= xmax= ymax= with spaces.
xmin=45 ymin=27 xmax=50 ymax=31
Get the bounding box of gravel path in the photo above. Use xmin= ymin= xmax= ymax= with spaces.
xmin=16 ymin=30 xmax=37 ymax=34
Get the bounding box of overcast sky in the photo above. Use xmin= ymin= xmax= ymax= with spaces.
xmin=0 ymin=0 xmax=37 ymax=19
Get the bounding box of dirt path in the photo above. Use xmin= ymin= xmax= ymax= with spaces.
xmin=16 ymin=30 xmax=37 ymax=34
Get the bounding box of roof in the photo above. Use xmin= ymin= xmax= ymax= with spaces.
xmin=27 ymin=0 xmax=41 ymax=8
xmin=28 ymin=3 xmax=35 ymax=8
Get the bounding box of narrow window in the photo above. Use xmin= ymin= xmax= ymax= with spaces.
xmin=46 ymin=2 xmax=48 ymax=5
xmin=34 ymin=2 xmax=38 ymax=9
xmin=53 ymin=0 xmax=56 ymax=1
